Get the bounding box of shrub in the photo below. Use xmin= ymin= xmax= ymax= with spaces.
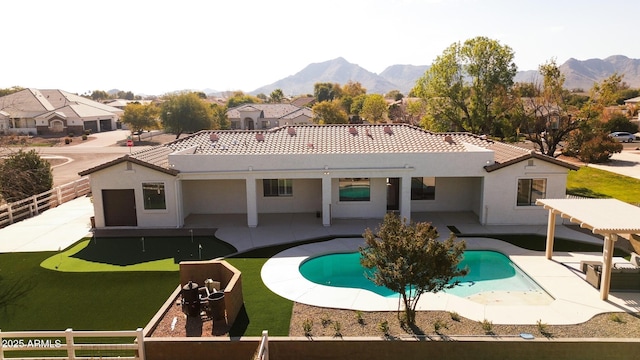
xmin=355 ymin=311 xmax=365 ymax=325
xmin=433 ymin=319 xmax=448 ymax=333
xmin=609 ymin=313 xmax=626 ymax=324
xmin=378 ymin=321 xmax=390 ymax=336
xmin=332 ymin=321 xmax=342 ymax=337
xmin=578 ymin=134 xmax=622 ymax=163
xmin=82 ymin=134 xmax=88 ymax=141
xmin=68 ymin=132 xmax=74 ymax=137
xmin=321 ymin=313 xmax=331 ymax=327
xmin=64 ymin=138 xmax=71 ymax=144
xmin=480 ymin=319 xmax=493 ymax=334
xmin=450 ymin=311 xmax=461 ymax=322
xmin=302 ymin=319 xmax=313 ymax=336
xmin=536 ymin=319 xmax=548 ymax=334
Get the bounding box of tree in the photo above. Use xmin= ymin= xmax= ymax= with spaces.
xmin=160 ymin=92 xmax=213 ymax=139
xmin=312 ymin=100 xmax=348 ymax=124
xmin=361 ymin=94 xmax=388 ymax=123
xmin=342 ymin=81 xmax=367 ymax=98
xmin=385 ymin=90 xmax=404 ymax=102
xmin=0 ymin=86 xmax=24 ymax=97
xmin=226 ymin=91 xmax=262 ymax=108
xmin=360 ymin=213 xmax=467 ymax=327
xmin=0 ymin=149 xmax=53 ymax=202
xmin=90 ymin=90 xmax=111 ymax=101
xmin=519 ymin=59 xmax=581 ymax=156
xmin=210 ymin=103 xmax=231 ymax=130
xmin=413 ymin=36 xmax=517 ymax=134
xmin=121 ymin=103 xmax=160 ymax=140
xmin=269 ymin=89 xmax=284 ymax=103
xmin=314 ymin=82 xmax=342 ymax=103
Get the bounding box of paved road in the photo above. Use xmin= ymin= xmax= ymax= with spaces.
xmin=33 ymin=130 xmax=156 ymax=186
xmin=589 ymin=150 xmax=640 ymax=180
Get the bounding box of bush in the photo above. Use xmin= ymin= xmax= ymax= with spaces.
xmin=302 ymin=319 xmax=313 ymax=336
xmin=82 ymin=134 xmax=88 ymax=141
xmin=603 ymin=114 xmax=638 ymax=134
xmin=578 ymin=134 xmax=622 ymax=163
xmin=64 ymin=138 xmax=71 ymax=144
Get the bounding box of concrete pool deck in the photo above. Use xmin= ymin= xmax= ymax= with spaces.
xmin=261 ymin=236 xmax=640 ymax=325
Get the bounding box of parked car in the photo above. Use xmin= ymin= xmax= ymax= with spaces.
xmin=609 ymin=132 xmax=636 ymax=143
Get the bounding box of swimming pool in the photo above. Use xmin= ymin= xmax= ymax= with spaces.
xmin=299 ymin=250 xmax=550 ymax=299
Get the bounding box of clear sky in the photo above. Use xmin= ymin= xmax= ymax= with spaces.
xmin=3 ymin=0 xmax=637 ymax=96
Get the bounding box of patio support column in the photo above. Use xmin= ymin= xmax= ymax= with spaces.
xmin=600 ymin=233 xmax=617 ymax=300
xmin=175 ymin=179 xmax=184 ymax=227
xmin=246 ymin=178 xmax=258 ymax=227
xmin=545 ymin=209 xmax=556 ymax=259
xmin=399 ymin=175 xmax=411 ymax=222
xmin=321 ymin=176 xmax=331 ymax=227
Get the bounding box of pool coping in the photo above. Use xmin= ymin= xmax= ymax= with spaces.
xmin=261 ymin=237 xmax=640 ymax=325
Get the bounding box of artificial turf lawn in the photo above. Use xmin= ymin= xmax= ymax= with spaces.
xmin=567 ymin=166 xmax=640 ymax=204
xmin=0 ymin=250 xmax=179 ymax=331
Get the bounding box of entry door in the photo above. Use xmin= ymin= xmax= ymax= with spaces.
xmin=102 ymin=189 xmax=137 ymax=226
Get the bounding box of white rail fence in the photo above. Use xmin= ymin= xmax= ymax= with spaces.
xmin=256 ymin=330 xmax=269 ymax=360
xmin=0 ymin=177 xmax=90 ymax=229
xmin=0 ymin=328 xmax=144 ymax=360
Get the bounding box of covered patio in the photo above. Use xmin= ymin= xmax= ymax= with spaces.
xmin=537 ymin=198 xmax=640 ymax=300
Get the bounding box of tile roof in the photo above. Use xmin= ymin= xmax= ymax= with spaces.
xmin=161 ymin=124 xmax=501 ymax=155
xmin=121 ymin=124 xmax=575 ymax=172
xmin=226 ymin=104 xmax=307 ymax=120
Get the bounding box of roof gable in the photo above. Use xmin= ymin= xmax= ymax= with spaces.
xmin=484 ymin=152 xmax=579 ymax=172
xmin=79 ymin=155 xmax=179 ymax=177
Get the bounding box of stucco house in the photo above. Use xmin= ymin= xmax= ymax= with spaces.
xmin=227 ymin=104 xmax=313 ymax=130
xmin=79 ymin=124 xmax=577 ymax=229
xmin=0 ymin=89 xmax=123 ymax=135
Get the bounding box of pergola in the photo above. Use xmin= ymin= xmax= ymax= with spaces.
xmin=537 ymin=198 xmax=640 ymax=300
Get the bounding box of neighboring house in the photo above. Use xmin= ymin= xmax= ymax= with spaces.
xmin=227 ymin=104 xmax=313 ymax=130
xmin=624 ymin=96 xmax=640 ymax=121
xmin=79 ymin=124 xmax=577 ymax=229
xmin=290 ymin=96 xmax=316 ymax=108
xmin=103 ymin=99 xmax=153 ymax=110
xmin=0 ymin=89 xmax=123 ymax=135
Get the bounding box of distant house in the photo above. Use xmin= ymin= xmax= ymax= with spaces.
xmin=103 ymin=99 xmax=153 ymax=110
xmin=79 ymin=124 xmax=577 ymax=229
xmin=0 ymin=89 xmax=123 ymax=135
xmin=227 ymin=104 xmax=313 ymax=130
xmin=290 ymin=96 xmax=316 ymax=108
xmin=624 ymin=96 xmax=640 ymax=121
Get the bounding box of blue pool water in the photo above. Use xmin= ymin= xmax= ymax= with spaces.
xmin=299 ymin=250 xmax=546 ymax=298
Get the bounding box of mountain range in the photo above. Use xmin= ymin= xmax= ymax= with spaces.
xmin=239 ymin=55 xmax=640 ymax=97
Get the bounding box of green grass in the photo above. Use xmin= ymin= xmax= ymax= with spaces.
xmin=567 ymin=167 xmax=640 ymax=204
xmin=483 ymin=234 xmax=629 ymax=257
xmin=0 ymin=250 xmax=179 ymax=331
xmin=0 ymin=236 xmax=236 ymax=332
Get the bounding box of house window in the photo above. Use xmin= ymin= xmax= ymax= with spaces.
xmin=263 ymin=179 xmax=293 ymax=197
xmin=517 ymin=179 xmax=546 ymax=206
xmin=339 ymin=178 xmax=370 ymax=201
xmin=142 ymin=182 xmax=166 ymax=210
xmin=411 ymin=177 xmax=435 ymax=200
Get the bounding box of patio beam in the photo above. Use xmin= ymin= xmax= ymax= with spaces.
xmin=600 ymin=233 xmax=618 ymax=300
xmin=545 ymin=209 xmax=556 ymax=260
